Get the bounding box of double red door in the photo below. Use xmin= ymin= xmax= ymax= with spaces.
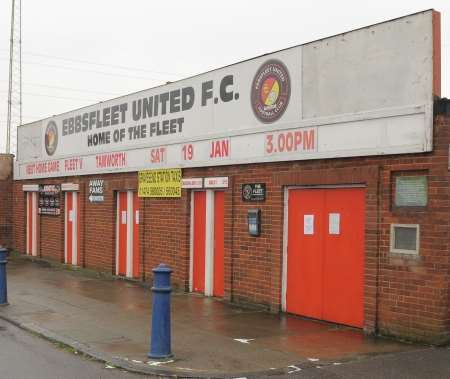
xmin=286 ymin=188 xmax=365 ymax=328
xmin=65 ymin=192 xmax=80 ymax=265
xmin=192 ymin=191 xmax=224 ymax=297
xmin=116 ymin=191 xmax=140 ymax=278
xmin=26 ymin=192 xmax=39 ymax=256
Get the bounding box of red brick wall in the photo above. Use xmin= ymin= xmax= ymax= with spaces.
xmin=141 ymin=194 xmax=190 ymax=288
xmin=0 ymin=154 xmax=13 ymax=248
xmin=12 ymin=180 xmax=25 ymax=253
xmin=83 ymin=176 xmax=117 ymax=272
xmin=0 ymin=179 xmax=12 ymax=247
xmin=39 ymin=213 xmax=64 ymax=261
xmin=10 ymin=115 xmax=450 ymax=343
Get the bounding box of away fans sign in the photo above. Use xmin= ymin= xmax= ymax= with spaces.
xmin=89 ymin=179 xmax=105 ymax=202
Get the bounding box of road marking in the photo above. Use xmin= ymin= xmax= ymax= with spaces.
xmin=288 ymin=365 xmax=301 ymax=374
xmin=233 ymin=338 xmax=254 ymax=344
xmin=147 ymin=359 xmax=174 ymax=366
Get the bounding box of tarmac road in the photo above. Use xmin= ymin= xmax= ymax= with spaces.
xmin=1 ymin=317 xmax=449 ymax=379
xmin=257 ymin=348 xmax=450 ymax=379
xmin=0 ymin=319 xmax=152 ymax=379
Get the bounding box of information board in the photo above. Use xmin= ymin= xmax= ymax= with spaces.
xmin=38 ymin=184 xmax=61 ymax=215
xmin=138 ymin=169 xmax=182 ymax=198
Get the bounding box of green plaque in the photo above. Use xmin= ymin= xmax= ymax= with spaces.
xmin=395 ymin=176 xmax=427 ymax=207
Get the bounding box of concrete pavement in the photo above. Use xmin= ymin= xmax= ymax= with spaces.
xmin=0 ymin=254 xmax=444 ymax=378
xmin=2 ymin=318 xmax=448 ymax=379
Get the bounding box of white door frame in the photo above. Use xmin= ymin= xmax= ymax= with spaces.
xmin=115 ymin=193 xmax=120 ymax=276
xmin=281 ymin=187 xmax=289 ymax=311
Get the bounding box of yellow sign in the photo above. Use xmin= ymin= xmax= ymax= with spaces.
xmin=138 ymin=169 xmax=182 ymax=198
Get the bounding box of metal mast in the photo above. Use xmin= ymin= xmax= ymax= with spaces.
xmin=6 ymin=0 xmax=22 ymax=156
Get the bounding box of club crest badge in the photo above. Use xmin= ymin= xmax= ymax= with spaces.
xmin=45 ymin=121 xmax=58 ymax=156
xmin=251 ymin=59 xmax=290 ymax=123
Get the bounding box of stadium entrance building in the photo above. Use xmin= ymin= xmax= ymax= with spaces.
xmin=5 ymin=10 xmax=449 ymax=343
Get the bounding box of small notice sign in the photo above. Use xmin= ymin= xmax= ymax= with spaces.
xmin=204 ymin=177 xmax=228 ymax=188
xmin=242 ymin=183 xmax=266 ymax=202
xmin=135 ymin=210 xmax=140 ymax=224
xmin=138 ymin=169 xmax=182 ymax=198
xmin=89 ymin=179 xmax=105 ymax=203
xmin=181 ymin=178 xmax=203 ymax=189
xmin=304 ymin=214 xmax=314 ymax=235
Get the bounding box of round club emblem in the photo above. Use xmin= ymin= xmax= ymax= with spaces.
xmin=242 ymin=184 xmax=253 ymax=201
xmin=251 ymin=59 xmax=290 ymax=123
xmin=45 ymin=121 xmax=58 ymax=156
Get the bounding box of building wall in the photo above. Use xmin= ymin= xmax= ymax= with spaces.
xmin=11 ymin=114 xmax=450 ymax=344
xmin=0 ymin=154 xmax=13 ymax=248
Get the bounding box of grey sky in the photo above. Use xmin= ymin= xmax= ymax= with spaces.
xmin=0 ymin=0 xmax=449 ymax=153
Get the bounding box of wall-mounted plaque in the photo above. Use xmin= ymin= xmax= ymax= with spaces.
xmin=395 ymin=176 xmax=427 ymax=207
xmin=242 ymin=183 xmax=266 ymax=202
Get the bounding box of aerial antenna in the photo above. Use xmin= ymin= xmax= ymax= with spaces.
xmin=6 ymin=0 xmax=22 ymax=156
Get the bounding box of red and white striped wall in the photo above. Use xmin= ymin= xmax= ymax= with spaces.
xmin=190 ymin=190 xmax=224 ymax=297
xmin=116 ymin=191 xmax=140 ymax=278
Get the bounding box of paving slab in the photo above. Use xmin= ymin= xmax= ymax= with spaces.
xmin=0 ymin=255 xmax=423 ymax=377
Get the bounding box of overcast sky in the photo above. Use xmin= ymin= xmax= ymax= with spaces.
xmin=0 ymin=0 xmax=449 ymax=153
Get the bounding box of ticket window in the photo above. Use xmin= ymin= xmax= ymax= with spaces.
xmin=116 ymin=191 xmax=140 ymax=278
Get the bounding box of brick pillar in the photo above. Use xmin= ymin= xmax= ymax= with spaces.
xmin=0 ymin=155 xmax=13 ymax=248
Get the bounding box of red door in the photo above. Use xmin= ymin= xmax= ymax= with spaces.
xmin=286 ymin=188 xmax=365 ymax=328
xmin=192 ymin=191 xmax=206 ymax=293
xmin=65 ymin=192 xmax=80 ymax=265
xmin=287 ymin=189 xmax=325 ymax=319
xmin=323 ymin=189 xmax=365 ymax=327
xmin=116 ymin=191 xmax=140 ymax=278
xmin=192 ymin=190 xmax=225 ymax=296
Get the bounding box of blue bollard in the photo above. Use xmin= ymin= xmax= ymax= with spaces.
xmin=148 ymin=263 xmax=173 ymax=359
xmin=0 ymin=247 xmax=8 ymax=306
